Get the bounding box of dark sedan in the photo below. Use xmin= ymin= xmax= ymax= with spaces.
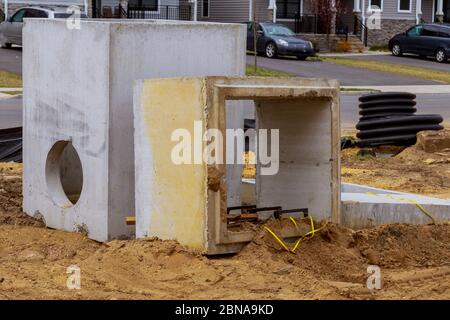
xmin=389 ymin=23 xmax=450 ymax=63
xmin=246 ymin=22 xmax=315 ymax=60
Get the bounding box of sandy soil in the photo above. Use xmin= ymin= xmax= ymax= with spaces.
xmin=0 ymin=162 xmax=449 ymax=300
xmin=341 ymin=138 xmax=450 ymax=199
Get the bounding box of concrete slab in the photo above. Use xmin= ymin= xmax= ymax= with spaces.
xmin=23 ymin=19 xmax=246 ymax=242
xmin=342 ymin=183 xmax=450 ymax=229
xmin=341 ymin=85 xmax=450 ymax=94
xmin=134 ymin=76 xmax=340 ymax=254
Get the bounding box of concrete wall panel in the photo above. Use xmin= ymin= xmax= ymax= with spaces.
xmin=23 ymin=19 xmax=246 ymax=242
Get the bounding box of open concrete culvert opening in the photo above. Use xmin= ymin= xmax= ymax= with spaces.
xmin=229 ymin=97 xmax=337 ymax=232
xmin=45 ymin=141 xmax=83 ymax=208
xmin=134 ymin=76 xmax=341 ymax=255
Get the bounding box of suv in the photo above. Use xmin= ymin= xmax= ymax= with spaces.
xmin=0 ymin=7 xmax=87 ymax=47
xmin=389 ymin=23 xmax=450 ymax=63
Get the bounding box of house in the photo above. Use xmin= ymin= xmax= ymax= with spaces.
xmin=0 ymin=0 xmax=191 ymax=19
xmin=2 ymin=0 xmax=449 ymax=46
xmin=196 ymin=0 xmax=450 ymax=45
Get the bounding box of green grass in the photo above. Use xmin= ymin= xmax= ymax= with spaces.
xmin=0 ymin=70 xmax=22 ymax=88
xmin=340 ymin=88 xmax=379 ymax=92
xmin=369 ymin=45 xmax=389 ymax=52
xmin=323 ymin=57 xmax=450 ymax=84
xmin=246 ymin=65 xmax=293 ymax=77
xmin=2 ymin=91 xmax=22 ymax=96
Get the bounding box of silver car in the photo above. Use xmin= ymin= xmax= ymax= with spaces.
xmin=0 ymin=7 xmax=87 ymax=48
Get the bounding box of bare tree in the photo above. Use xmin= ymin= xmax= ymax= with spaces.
xmin=307 ymin=0 xmax=347 ymax=34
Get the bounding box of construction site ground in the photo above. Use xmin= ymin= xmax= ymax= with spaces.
xmin=1 ymin=136 xmax=450 ymax=299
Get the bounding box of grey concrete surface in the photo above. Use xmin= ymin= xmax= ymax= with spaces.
xmin=0 ymin=95 xmax=22 ymax=129
xmin=22 ymin=19 xmax=247 ymax=242
xmin=247 ymin=55 xmax=440 ymax=86
xmin=0 ymin=47 xmax=22 ymax=75
xmin=342 ymin=183 xmax=450 ymax=229
xmin=349 ymin=53 xmax=450 ymax=73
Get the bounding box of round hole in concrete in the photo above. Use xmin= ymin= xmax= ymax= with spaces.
xmin=45 ymin=141 xmax=83 ymax=207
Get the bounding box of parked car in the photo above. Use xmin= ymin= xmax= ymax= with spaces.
xmin=246 ymin=22 xmax=315 ymax=60
xmin=389 ymin=23 xmax=450 ymax=63
xmin=0 ymin=7 xmax=87 ymax=48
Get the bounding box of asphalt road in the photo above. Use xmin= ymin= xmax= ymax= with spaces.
xmin=349 ymin=53 xmax=450 ymax=73
xmin=1 ymin=47 xmax=445 ymax=85
xmin=2 ymin=93 xmax=449 ymax=131
xmin=247 ymin=55 xmax=440 ymax=86
xmin=0 ymin=96 xmax=22 ymax=129
xmin=0 ymin=47 xmax=22 ymax=75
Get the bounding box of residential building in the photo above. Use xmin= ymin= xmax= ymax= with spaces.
xmin=2 ymin=0 xmax=449 ymax=46
xmin=196 ymin=0 xmax=450 ymax=45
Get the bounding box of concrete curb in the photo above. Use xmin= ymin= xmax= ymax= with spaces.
xmin=340 ymin=90 xmax=379 ymax=96
xmin=319 ymin=52 xmax=390 ymax=57
xmin=0 ymin=88 xmax=23 ymax=92
xmin=341 ymin=85 xmax=450 ymax=94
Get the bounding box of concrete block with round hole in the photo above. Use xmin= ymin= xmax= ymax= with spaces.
xmin=22 ymin=19 xmax=246 ymax=241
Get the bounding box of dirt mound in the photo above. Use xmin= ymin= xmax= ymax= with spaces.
xmin=0 ymin=220 xmax=449 ymax=299
xmin=341 ymin=143 xmax=450 ymax=198
xmin=0 ymin=162 xmax=43 ymax=227
xmin=416 ymin=129 xmax=450 ymax=153
xmin=239 ymin=220 xmax=450 ymax=283
xmin=0 ymin=162 xmax=449 ymax=299
xmin=238 ymin=221 xmax=367 ymax=284
xmin=354 ymin=223 xmax=450 ymax=268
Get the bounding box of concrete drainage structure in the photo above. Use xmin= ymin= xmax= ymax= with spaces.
xmin=22 ymin=19 xmax=246 ymax=242
xmin=134 ymin=77 xmax=341 ymax=254
xmin=341 ymin=183 xmax=450 ymax=228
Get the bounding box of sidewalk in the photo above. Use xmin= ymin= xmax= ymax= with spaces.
xmin=341 ymin=85 xmax=450 ymax=94
xmin=0 ymin=88 xmax=22 ymax=92
xmin=0 ymin=88 xmax=22 ymax=99
xmin=319 ymin=51 xmax=390 ymax=57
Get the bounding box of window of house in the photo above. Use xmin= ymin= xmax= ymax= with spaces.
xmin=368 ymin=0 xmax=383 ymax=11
xmin=128 ymin=0 xmax=158 ymax=10
xmin=398 ymin=0 xmax=412 ymax=12
xmin=276 ymin=0 xmax=301 ymax=19
xmin=202 ymin=0 xmax=209 ymax=17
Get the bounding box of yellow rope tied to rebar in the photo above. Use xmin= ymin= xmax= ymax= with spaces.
xmin=263 ymin=226 xmax=290 ymax=252
xmin=366 ymin=192 xmax=436 ymax=224
xmin=264 ymin=215 xmax=328 ymax=253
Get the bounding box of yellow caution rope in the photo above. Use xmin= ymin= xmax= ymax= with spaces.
xmin=366 ymin=192 xmax=436 ymax=224
xmin=264 ymin=215 xmax=328 ymax=253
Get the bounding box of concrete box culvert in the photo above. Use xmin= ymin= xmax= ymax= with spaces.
xmin=23 ymin=19 xmax=247 ymax=242
xmin=133 ymin=76 xmax=341 ymax=254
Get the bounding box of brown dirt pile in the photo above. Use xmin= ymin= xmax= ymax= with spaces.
xmin=341 ymin=133 xmax=450 ymax=198
xmin=0 ymin=163 xmax=43 ymax=227
xmin=0 ymin=163 xmax=449 ymax=299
